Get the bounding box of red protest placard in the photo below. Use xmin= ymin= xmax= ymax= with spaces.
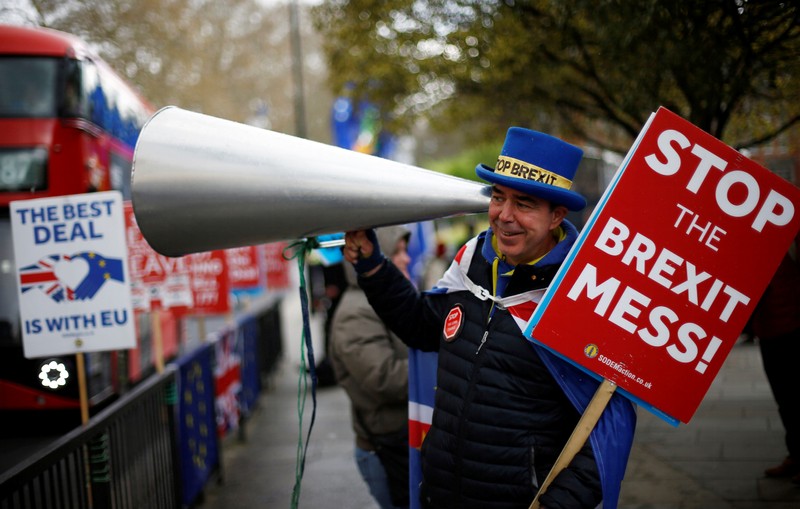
xmin=124 ymin=202 xmax=192 ymax=311
xmin=125 ymin=202 xmax=231 ymax=315
xmin=185 ymin=251 xmax=231 ymax=315
xmin=226 ymin=246 xmax=264 ymax=291
xmin=262 ymin=242 xmax=291 ymax=290
xmin=527 ymin=107 xmax=800 ymax=423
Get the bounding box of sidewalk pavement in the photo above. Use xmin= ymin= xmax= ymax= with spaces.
xmin=198 ymin=339 xmax=800 ymax=509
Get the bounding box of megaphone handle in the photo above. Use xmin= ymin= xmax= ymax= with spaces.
xmin=316 ymin=238 xmax=346 ymax=249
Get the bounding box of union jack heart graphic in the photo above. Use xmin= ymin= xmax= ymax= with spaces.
xmin=19 ymin=252 xmax=125 ymax=302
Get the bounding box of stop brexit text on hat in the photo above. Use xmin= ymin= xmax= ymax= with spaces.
xmin=476 ymin=127 xmax=587 ymax=211
xmin=524 ymin=107 xmax=800 ymax=424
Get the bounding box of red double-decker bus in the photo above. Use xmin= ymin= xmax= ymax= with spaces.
xmin=0 ymin=24 xmax=156 ymax=427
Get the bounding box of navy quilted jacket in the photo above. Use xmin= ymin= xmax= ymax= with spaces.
xmin=358 ymin=225 xmax=601 ymax=509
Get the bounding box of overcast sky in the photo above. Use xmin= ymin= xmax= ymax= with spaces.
xmin=0 ymin=0 xmax=37 ymax=25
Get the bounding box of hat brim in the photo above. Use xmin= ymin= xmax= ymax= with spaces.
xmin=476 ymin=164 xmax=587 ymax=211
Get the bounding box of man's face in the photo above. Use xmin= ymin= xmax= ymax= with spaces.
xmin=488 ymin=184 xmax=567 ymax=266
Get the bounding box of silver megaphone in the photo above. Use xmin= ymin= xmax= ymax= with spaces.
xmin=131 ymin=107 xmax=490 ymax=257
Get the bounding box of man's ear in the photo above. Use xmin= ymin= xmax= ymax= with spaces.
xmin=550 ymin=205 xmax=568 ymax=230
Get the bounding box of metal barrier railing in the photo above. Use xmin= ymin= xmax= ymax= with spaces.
xmin=0 ymin=367 xmax=180 ymax=509
xmin=1 ymin=298 xmax=285 ymax=509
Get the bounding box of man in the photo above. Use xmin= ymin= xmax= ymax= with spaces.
xmin=751 ymin=238 xmax=800 ymax=484
xmin=344 ymin=127 xmax=636 ymax=509
xmin=330 ymin=226 xmax=412 ymax=508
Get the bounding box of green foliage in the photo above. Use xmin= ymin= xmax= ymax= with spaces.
xmin=312 ymin=0 xmax=800 ymax=153
xmin=422 ymin=139 xmax=503 ymax=182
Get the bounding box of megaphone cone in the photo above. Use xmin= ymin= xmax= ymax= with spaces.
xmin=132 ymin=107 xmax=490 ymax=257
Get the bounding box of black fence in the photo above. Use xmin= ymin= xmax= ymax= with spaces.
xmin=0 ymin=299 xmax=285 ymax=509
xmin=0 ymin=367 xmax=179 ymax=509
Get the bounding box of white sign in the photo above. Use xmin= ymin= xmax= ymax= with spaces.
xmin=11 ymin=191 xmax=136 ymax=358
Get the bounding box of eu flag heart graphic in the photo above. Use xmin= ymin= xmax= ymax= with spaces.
xmin=19 ymin=251 xmax=125 ymax=302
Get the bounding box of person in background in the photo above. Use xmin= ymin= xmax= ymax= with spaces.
xmin=314 ymin=262 xmax=348 ymax=387
xmin=343 ymin=127 xmax=636 ymax=509
xmin=421 ymin=240 xmax=451 ymax=291
xmin=751 ymin=237 xmax=800 ymax=484
xmin=330 ymin=226 xmax=412 ymax=509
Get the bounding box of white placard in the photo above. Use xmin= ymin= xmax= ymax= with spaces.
xmin=11 ymin=191 xmax=136 ymax=358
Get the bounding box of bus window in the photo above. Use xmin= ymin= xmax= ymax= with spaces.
xmin=60 ymin=58 xmax=84 ymax=118
xmin=110 ymin=150 xmax=132 ymax=199
xmin=0 ymin=216 xmax=18 ymax=344
xmin=82 ymin=60 xmax=106 ymax=128
xmin=0 ymin=57 xmax=58 ymax=118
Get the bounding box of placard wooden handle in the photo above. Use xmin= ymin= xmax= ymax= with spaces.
xmin=529 ymin=379 xmax=617 ymax=509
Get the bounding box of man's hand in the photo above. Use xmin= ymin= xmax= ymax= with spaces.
xmin=343 ymin=230 xmax=373 ymax=263
xmin=344 ymin=229 xmax=384 ymax=276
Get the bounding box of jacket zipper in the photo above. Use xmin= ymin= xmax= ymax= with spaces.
xmin=455 ymin=311 xmax=492 ymax=502
xmin=476 ymin=329 xmax=489 ymax=354
xmin=476 ymin=311 xmax=493 ymax=354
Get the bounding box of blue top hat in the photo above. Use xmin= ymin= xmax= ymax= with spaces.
xmin=476 ymin=127 xmax=587 ymax=211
